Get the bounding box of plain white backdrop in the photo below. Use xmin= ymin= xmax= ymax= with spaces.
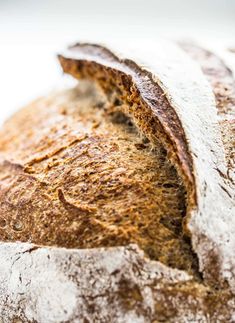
xmin=0 ymin=0 xmax=235 ymax=125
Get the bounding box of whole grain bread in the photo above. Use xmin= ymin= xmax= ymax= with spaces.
xmin=0 ymin=40 xmax=234 ymax=322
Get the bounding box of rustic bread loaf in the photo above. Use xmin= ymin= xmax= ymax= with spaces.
xmin=0 ymin=40 xmax=234 ymax=322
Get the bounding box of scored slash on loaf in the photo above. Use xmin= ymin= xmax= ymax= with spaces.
xmin=0 ymin=40 xmax=234 ymax=322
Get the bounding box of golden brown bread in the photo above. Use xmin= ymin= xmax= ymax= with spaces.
xmin=0 ymin=41 xmax=234 ymax=322
xmin=0 ymin=80 xmax=199 ymax=277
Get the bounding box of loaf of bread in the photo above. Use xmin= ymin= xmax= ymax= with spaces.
xmin=0 ymin=40 xmax=234 ymax=322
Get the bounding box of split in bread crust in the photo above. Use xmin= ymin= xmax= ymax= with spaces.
xmin=0 ymin=82 xmax=199 ymax=277
xmin=0 ymin=41 xmax=234 ymax=322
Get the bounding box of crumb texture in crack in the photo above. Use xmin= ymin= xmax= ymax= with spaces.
xmin=0 ymin=81 xmax=199 ymax=278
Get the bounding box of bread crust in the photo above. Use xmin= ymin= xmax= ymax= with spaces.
xmin=59 ymin=41 xmax=235 ymax=289
xmin=0 ymin=40 xmax=234 ymax=322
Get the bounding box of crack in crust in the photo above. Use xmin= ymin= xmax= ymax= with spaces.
xmin=0 ymin=83 xmax=200 ymax=277
xmin=0 ymin=41 xmax=235 ymax=322
xmin=58 ymin=44 xmax=197 ymax=209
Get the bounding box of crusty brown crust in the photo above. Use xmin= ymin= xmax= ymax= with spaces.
xmin=0 ymin=41 xmax=234 ymax=322
xmin=0 ymin=83 xmax=198 ymax=276
xmin=59 ymin=42 xmax=235 ymax=289
xmin=58 ymin=44 xmax=196 ymax=209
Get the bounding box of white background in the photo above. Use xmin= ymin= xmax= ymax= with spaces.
xmin=0 ymin=0 xmax=235 ymax=125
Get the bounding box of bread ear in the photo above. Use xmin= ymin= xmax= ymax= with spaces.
xmin=59 ymin=41 xmax=235 ymax=290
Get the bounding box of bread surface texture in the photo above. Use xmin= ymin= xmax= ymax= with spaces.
xmin=0 ymin=40 xmax=234 ymax=322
